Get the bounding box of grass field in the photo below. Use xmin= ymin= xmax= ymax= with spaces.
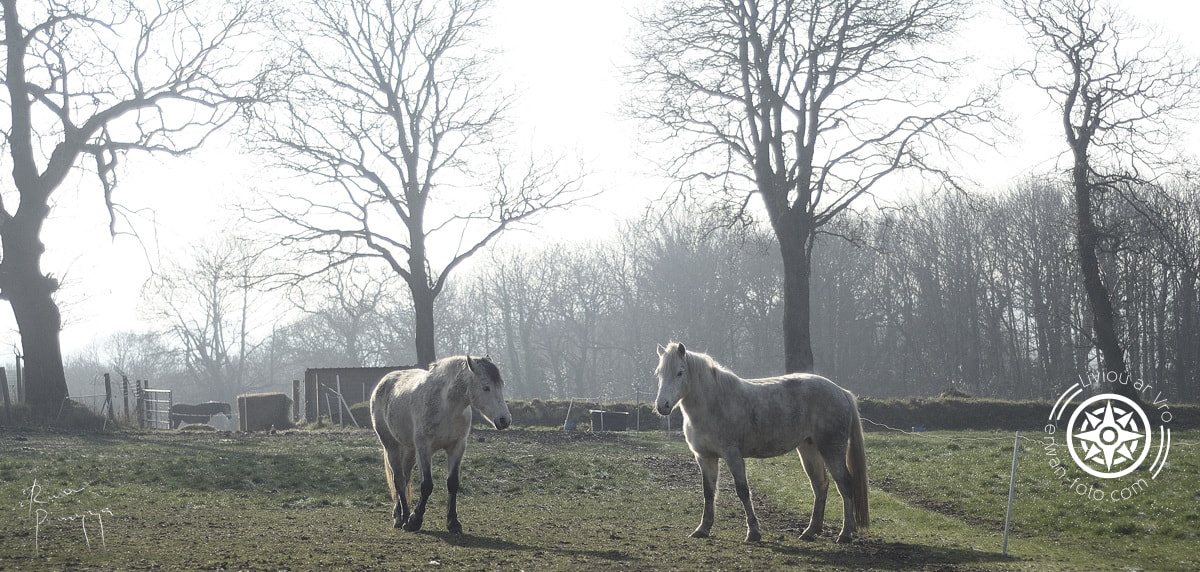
xmin=0 ymin=426 xmax=1196 ymax=570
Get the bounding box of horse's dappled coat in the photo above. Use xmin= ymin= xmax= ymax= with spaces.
xmin=654 ymin=342 xmax=869 ymax=543
xmin=370 ymin=355 xmax=511 ymax=533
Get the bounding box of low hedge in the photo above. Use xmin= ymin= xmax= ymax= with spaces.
xmin=858 ymin=397 xmax=1197 ymax=431
xmin=344 ymin=396 xmax=1197 ymax=432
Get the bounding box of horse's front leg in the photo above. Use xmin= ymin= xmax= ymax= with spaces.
xmin=445 ymin=440 xmax=466 ymax=534
xmin=724 ymin=454 xmax=761 ymax=542
xmin=690 ymin=454 xmax=718 ymax=538
xmin=403 ymin=448 xmax=434 ymax=532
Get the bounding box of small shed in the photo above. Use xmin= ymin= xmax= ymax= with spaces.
xmin=303 ymin=366 xmax=417 ymax=422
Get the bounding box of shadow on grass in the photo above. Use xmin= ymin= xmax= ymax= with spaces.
xmin=424 ymin=530 xmax=635 ymax=563
xmin=421 ymin=527 xmax=1006 ymax=569
xmin=753 ymin=536 xmax=1015 ymax=570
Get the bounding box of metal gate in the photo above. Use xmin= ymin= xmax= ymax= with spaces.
xmin=139 ymin=389 xmax=172 ymax=429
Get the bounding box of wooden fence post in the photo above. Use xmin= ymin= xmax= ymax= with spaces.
xmin=103 ymin=373 xmax=116 ymax=425
xmin=1 ymin=368 xmax=11 ymax=424
xmin=135 ymin=380 xmax=144 ymax=428
xmin=292 ymin=380 xmax=300 ymax=423
xmin=121 ymin=375 xmax=130 ymax=421
xmin=14 ymin=352 xmax=23 ymax=404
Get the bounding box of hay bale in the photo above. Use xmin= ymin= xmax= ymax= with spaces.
xmin=179 ymin=423 xmax=216 ymax=432
xmin=237 ymin=392 xmax=295 ymax=432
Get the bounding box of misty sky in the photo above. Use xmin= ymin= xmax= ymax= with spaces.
xmin=2 ymin=0 xmax=1198 ymax=361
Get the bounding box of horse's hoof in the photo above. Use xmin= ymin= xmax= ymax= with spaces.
xmin=403 ymin=519 xmax=423 ymax=532
xmin=834 ymin=533 xmax=854 ymax=544
xmin=447 ymin=521 xmax=463 ymax=534
xmin=745 ymin=530 xmax=762 ymax=543
xmin=689 ymin=529 xmax=710 ymax=539
xmin=393 ymin=518 xmax=404 ymax=529
xmin=799 ymin=530 xmax=818 ymax=541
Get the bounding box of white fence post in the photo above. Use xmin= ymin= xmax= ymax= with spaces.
xmin=1003 ymin=431 xmax=1020 ymax=556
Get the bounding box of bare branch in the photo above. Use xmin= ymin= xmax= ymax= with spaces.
xmin=250 ymin=0 xmax=590 ymax=363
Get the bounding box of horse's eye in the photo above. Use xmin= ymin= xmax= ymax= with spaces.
xmin=483 ymin=386 xmax=491 ymax=392
xmin=676 ymin=371 xmax=683 ymax=377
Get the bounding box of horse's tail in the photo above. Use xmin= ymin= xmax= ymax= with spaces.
xmin=847 ymin=393 xmax=870 ymax=532
xmin=384 ymin=454 xmax=398 ymax=502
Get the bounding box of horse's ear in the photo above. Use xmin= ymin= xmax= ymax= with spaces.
xmin=656 ymin=344 xmax=666 ymax=357
xmin=677 ymin=343 xmax=686 ymax=357
xmin=466 ymin=355 xmax=476 ymax=373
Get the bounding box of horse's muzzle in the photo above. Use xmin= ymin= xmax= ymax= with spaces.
xmin=494 ymin=416 xmax=511 ymax=430
xmin=656 ymin=401 xmax=672 ymax=416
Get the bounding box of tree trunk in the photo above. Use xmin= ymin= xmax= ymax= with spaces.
xmin=405 ymin=189 xmax=438 ymax=367
xmin=411 ymin=284 xmax=437 ymax=367
xmin=0 ymin=217 xmax=68 ymax=418
xmin=776 ymin=214 xmax=816 ymax=374
xmin=2 ymin=0 xmax=68 ymax=418
xmin=1071 ymin=160 xmax=1139 ymax=403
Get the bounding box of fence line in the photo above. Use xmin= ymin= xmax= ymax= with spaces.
xmin=860 ymin=417 xmax=1026 ymax=442
xmin=59 ymin=394 xmax=117 ymax=430
xmin=861 ymin=416 xmax=1192 ymax=448
xmin=318 ymin=379 xmax=360 ymax=428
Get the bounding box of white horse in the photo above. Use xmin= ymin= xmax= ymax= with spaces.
xmin=370 ymin=355 xmax=511 ymax=533
xmin=654 ymin=343 xmax=869 ymax=543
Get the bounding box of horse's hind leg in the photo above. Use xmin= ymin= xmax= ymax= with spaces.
xmin=824 ymin=450 xmax=857 ymax=543
xmin=724 ymin=454 xmax=761 ymax=542
xmin=690 ymin=454 xmax=719 ymax=539
xmin=445 ymin=440 xmax=466 ymax=534
xmin=403 ymin=447 xmax=434 ymax=532
xmin=798 ymin=445 xmax=828 ymax=541
xmin=381 ymin=439 xmax=414 ymax=528
xmin=393 ymin=448 xmax=414 ymax=528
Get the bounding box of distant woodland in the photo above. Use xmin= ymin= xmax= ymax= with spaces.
xmin=62 ymin=179 xmax=1199 ymax=404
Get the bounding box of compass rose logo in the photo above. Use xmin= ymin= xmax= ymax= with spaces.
xmin=1066 ymin=394 xmax=1151 ymax=479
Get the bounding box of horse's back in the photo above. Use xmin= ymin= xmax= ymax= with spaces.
xmin=709 ymin=373 xmax=856 ymax=458
xmin=744 ymin=373 xmax=851 ymax=409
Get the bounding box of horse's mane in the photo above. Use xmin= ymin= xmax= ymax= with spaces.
xmin=431 ymin=355 xmax=503 ymax=393
xmin=681 ymin=347 xmax=743 ymax=394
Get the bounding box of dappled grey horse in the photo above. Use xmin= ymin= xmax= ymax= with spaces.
xmin=654 ymin=342 xmax=869 ymax=543
xmin=370 ymin=355 xmax=511 ymax=533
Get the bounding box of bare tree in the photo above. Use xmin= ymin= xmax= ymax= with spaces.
xmin=0 ymin=0 xmax=274 ymax=416
xmin=253 ymin=0 xmax=588 ymax=366
xmin=287 ymin=262 xmax=399 ymax=367
xmin=1005 ymin=0 xmax=1200 ymax=400
xmin=629 ymin=0 xmax=992 ymax=373
xmin=143 ymin=239 xmax=275 ymax=401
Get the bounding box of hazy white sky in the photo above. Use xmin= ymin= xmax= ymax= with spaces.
xmin=3 ymin=0 xmax=1198 ymax=363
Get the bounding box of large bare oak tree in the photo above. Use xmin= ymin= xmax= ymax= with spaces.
xmin=255 ymin=0 xmax=586 ymax=366
xmin=0 ymin=0 xmax=273 ymax=416
xmin=629 ymin=0 xmax=992 ymax=373
xmin=1005 ymin=0 xmax=1200 ymax=400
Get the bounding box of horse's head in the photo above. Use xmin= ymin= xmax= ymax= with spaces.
xmin=465 ymin=356 xmax=511 ymax=430
xmin=654 ymin=342 xmax=689 ymax=416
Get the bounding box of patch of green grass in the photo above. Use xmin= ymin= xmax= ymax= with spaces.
xmin=0 ymin=427 xmax=1195 ymax=570
xmin=749 ymin=430 xmax=1199 ymax=571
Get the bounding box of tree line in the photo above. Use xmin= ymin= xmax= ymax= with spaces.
xmin=62 ymin=175 xmax=1199 ymax=405
xmin=5 ymin=0 xmax=1199 ymax=415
